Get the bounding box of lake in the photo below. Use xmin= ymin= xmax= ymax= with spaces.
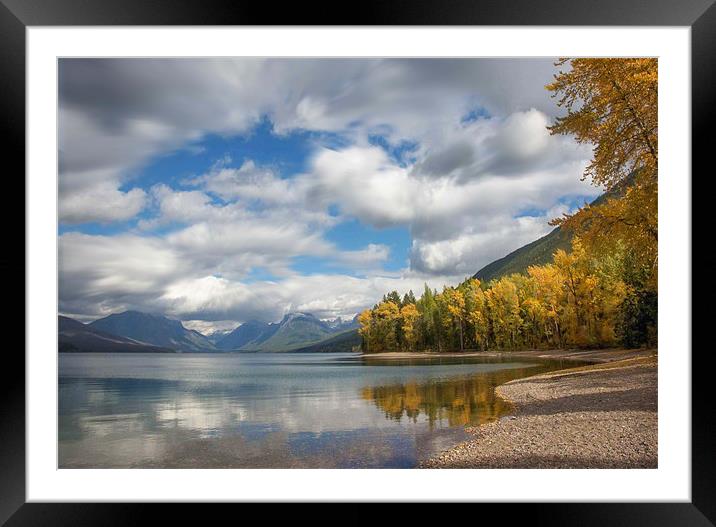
xmin=59 ymin=352 xmax=573 ymax=468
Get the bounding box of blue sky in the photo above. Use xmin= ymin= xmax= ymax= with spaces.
xmin=61 ymin=120 xmax=414 ymax=280
xmin=58 ymin=58 xmax=598 ymax=332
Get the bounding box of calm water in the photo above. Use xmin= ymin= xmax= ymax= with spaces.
xmin=59 ymin=352 xmax=574 ymax=468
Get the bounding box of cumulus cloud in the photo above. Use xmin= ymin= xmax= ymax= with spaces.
xmin=335 ymin=244 xmax=391 ymax=268
xmin=157 ymin=272 xmax=460 ymax=324
xmin=59 ymin=232 xmax=188 ymax=317
xmin=58 ymin=58 xmax=599 ymax=328
xmin=59 ymin=58 xmax=560 ymax=223
xmin=410 ymin=209 xmax=568 ymax=276
xmin=59 ymin=183 xmax=147 ymax=224
xmin=59 ymin=229 xmax=455 ymax=326
xmin=297 ymin=133 xmax=594 ymax=244
xmin=301 ymin=146 xmax=417 ymax=228
xmin=166 ymin=221 xmax=331 ymax=276
xmin=186 ymin=159 xmax=300 ymax=205
xmin=413 ymin=108 xmax=590 ymax=184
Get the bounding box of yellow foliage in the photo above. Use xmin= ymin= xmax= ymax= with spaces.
xmin=547 ymin=58 xmax=658 ymax=287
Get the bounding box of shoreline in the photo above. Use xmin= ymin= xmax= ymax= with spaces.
xmin=361 ymin=347 xmax=656 ymax=363
xmin=420 ymin=348 xmax=658 ymax=469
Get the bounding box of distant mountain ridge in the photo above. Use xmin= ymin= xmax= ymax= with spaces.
xmin=216 ymin=313 xmax=359 ymax=352
xmin=59 ymin=315 xmax=175 ymax=353
xmin=325 ymin=316 xmax=359 ymax=333
xmin=256 ymin=312 xmax=334 ymax=351
xmin=205 ymin=328 xmax=233 ymax=345
xmin=215 ymin=319 xmax=279 ymax=350
xmin=66 ymin=310 xmax=360 ymax=353
xmin=89 ymin=310 xmax=217 ymax=352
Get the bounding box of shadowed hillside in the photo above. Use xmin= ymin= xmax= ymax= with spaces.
xmin=291 ymin=328 xmax=361 ymax=353
xmin=59 ymin=316 xmax=175 ymax=353
xmin=89 ymin=311 xmax=216 ymax=352
xmin=473 ymin=190 xmax=616 ymax=283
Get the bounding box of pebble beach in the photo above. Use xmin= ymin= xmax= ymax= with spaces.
xmin=421 ymin=351 xmax=658 ymax=469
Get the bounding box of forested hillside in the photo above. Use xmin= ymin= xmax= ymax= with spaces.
xmin=473 ymin=226 xmax=571 ymax=284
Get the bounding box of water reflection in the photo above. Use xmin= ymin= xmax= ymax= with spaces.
xmin=360 ymin=361 xmax=568 ymax=428
xmin=58 ymin=353 xmax=575 ymax=468
xmin=362 ymin=377 xmax=511 ymax=427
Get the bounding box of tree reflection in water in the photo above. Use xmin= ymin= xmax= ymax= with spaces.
xmin=360 ymin=361 xmax=567 ymax=428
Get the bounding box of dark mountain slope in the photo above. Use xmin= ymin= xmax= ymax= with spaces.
xmin=473 ymin=190 xmax=616 ymax=283
xmin=240 ymin=313 xmax=334 ymax=352
xmin=89 ymin=311 xmax=216 ymax=352
xmin=59 ymin=315 xmax=175 ymax=353
xmin=473 ymin=226 xmax=572 ymax=283
xmin=215 ymin=320 xmax=279 ymax=351
xmin=218 ymin=313 xmax=357 ymax=352
xmin=291 ymin=328 xmax=361 ymax=353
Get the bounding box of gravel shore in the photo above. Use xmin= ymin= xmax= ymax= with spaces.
xmin=421 ymin=353 xmax=657 ymax=469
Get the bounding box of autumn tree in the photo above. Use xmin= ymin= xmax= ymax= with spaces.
xmin=416 ymin=284 xmax=439 ymax=351
xmin=402 ymin=290 xmax=417 ymax=306
xmin=527 ymin=264 xmax=565 ymax=347
xmin=357 ymin=309 xmax=376 ymax=353
xmin=384 ymin=290 xmax=403 ymax=306
xmin=547 ymin=59 xmax=657 ymax=347
xmin=400 ymin=303 xmax=420 ymax=351
xmin=463 ymin=279 xmax=488 ymax=350
xmin=442 ymin=286 xmax=467 ymax=351
xmin=485 ymin=277 xmax=522 ymax=350
xmin=615 ymin=252 xmax=657 ymax=347
xmin=374 ymin=301 xmax=400 ymax=352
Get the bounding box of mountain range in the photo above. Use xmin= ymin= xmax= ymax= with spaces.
xmin=59 ymin=310 xmax=359 ymax=354
xmin=215 ymin=313 xmax=359 ymax=352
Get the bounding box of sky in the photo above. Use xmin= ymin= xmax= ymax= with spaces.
xmin=58 ymin=58 xmax=599 ymax=333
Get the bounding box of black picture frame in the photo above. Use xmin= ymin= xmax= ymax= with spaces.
xmin=1 ymin=0 xmax=711 ymax=521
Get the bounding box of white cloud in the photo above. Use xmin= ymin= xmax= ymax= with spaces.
xmin=166 ymin=221 xmax=330 ymax=270
xmin=297 ymin=125 xmax=595 ymax=243
xmin=59 ymin=183 xmax=147 ymax=224
xmin=59 ymin=58 xmax=561 ymax=224
xmin=187 ymin=159 xmax=300 ymax=205
xmin=59 ymin=232 xmax=188 ymax=316
xmin=58 ymin=58 xmax=602 ymax=325
xmin=335 ymin=244 xmax=391 ymax=268
xmin=181 ymin=319 xmax=238 ymax=335
xmin=410 ymin=213 xmax=562 ymax=276
xmin=493 ymin=108 xmax=551 ymax=160
xmin=302 ymin=146 xmax=417 ymax=227
xmin=59 ymin=226 xmax=458 ymax=325
xmin=157 ymin=272 xmax=461 ymax=324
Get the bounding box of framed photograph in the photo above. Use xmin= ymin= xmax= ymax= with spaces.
xmin=2 ymin=0 xmax=710 ymax=520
